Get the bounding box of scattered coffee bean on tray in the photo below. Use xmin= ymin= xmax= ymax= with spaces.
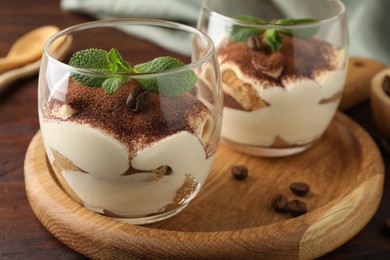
xmin=271 ymin=194 xmax=289 ymax=213
xmin=231 ymin=165 xmax=248 ymax=180
xmin=287 ymin=199 xmax=307 ymax=217
xmin=289 ymin=182 xmax=310 ymax=196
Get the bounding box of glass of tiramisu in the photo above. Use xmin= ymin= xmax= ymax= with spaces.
xmin=38 ymin=19 xmax=222 ymax=224
xmin=198 ymin=0 xmax=348 ymax=157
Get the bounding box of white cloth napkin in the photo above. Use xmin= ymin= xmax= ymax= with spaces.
xmin=61 ymin=0 xmax=390 ymax=65
xmin=343 ymin=0 xmax=390 ymax=65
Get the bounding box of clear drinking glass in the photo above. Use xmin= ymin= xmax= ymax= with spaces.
xmin=198 ymin=0 xmax=348 ymax=157
xmin=38 ymin=19 xmax=222 ymax=224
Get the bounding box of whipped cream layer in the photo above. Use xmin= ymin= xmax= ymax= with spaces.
xmin=40 ymin=119 xmax=213 ymax=217
xmin=221 ymin=69 xmax=346 ymax=146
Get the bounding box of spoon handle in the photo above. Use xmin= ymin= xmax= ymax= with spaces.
xmin=0 ymin=59 xmax=41 ymax=92
xmin=0 ymin=57 xmax=26 ymax=74
xmin=0 ymin=35 xmax=72 ymax=93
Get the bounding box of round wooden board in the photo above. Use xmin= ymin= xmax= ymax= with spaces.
xmin=24 ymin=112 xmax=384 ymax=259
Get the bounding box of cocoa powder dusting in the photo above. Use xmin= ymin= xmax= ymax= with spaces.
xmin=46 ymin=78 xmax=209 ymax=156
xmin=218 ymin=34 xmax=337 ymax=86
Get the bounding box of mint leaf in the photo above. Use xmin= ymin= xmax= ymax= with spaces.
xmin=155 ymin=70 xmax=198 ymax=97
xmin=69 ymin=48 xmax=110 ymax=71
xmin=69 ymin=48 xmax=111 ymax=87
xmin=275 ymin=18 xmax=319 ymax=38
xmin=264 ymin=29 xmax=282 ymax=52
xmin=234 ymin=15 xmax=267 ymax=24
xmin=134 ymin=56 xmax=185 ymax=73
xmin=68 ymin=49 xmax=197 ymax=96
xmin=69 ymin=48 xmax=130 ymax=94
xmin=230 ymin=15 xmax=266 ymax=42
xmin=275 ymin=18 xmax=318 ymax=25
xmin=107 ymin=48 xmax=131 ymax=73
xmin=102 ymin=77 xmax=128 ymax=94
xmin=228 ymin=16 xmax=319 ymax=52
xmin=134 ymin=56 xmax=198 ymax=96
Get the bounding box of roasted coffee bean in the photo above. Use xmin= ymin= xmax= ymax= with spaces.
xmin=126 ymin=86 xmax=149 ymax=113
xmin=271 ymin=194 xmax=289 ymax=213
xmin=231 ymin=165 xmax=248 ymax=180
xmin=247 ymin=36 xmax=261 ymax=50
xmin=287 ymin=199 xmax=307 ymax=217
xmin=289 ymin=182 xmax=310 ymax=196
xmin=247 ymin=36 xmax=270 ymax=53
xmin=383 ymin=75 xmax=390 ymax=97
xmin=126 ymin=85 xmax=144 ymax=108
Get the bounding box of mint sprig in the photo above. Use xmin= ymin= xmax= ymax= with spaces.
xmin=68 ymin=48 xmax=197 ymax=96
xmin=134 ymin=57 xmax=198 ymax=97
xmin=68 ymin=48 xmax=111 ymax=87
xmin=106 ymin=48 xmax=131 ymax=73
xmin=230 ymin=15 xmax=266 ymax=43
xmin=230 ymin=16 xmax=319 ymax=52
xmin=274 ymin=18 xmax=319 ymax=38
xmin=264 ymin=29 xmax=282 ymax=53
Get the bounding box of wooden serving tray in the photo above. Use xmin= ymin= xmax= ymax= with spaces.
xmin=24 ymin=113 xmax=384 ymax=259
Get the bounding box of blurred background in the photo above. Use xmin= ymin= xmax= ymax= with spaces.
xmin=59 ymin=0 xmax=390 ymax=65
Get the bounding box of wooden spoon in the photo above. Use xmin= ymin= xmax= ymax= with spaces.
xmin=0 ymin=25 xmax=60 ymax=74
xmin=0 ymin=30 xmax=72 ymax=92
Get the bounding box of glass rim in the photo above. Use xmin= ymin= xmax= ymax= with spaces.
xmin=202 ymin=0 xmax=346 ymax=29
xmin=44 ymin=18 xmax=216 ymax=78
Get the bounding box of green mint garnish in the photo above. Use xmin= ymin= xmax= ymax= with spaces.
xmin=106 ymin=48 xmax=131 ymax=73
xmin=274 ymin=18 xmax=319 ymax=38
xmin=133 ymin=57 xmax=198 ymax=97
xmin=101 ymin=77 xmax=128 ymax=94
xmin=230 ymin=16 xmax=319 ymax=52
xmin=230 ymin=15 xmax=266 ymax=42
xmin=68 ymin=48 xmax=197 ymax=96
xmin=264 ymin=29 xmax=282 ymax=53
xmin=68 ymin=48 xmax=111 ymax=87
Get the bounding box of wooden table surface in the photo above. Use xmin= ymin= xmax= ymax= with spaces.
xmin=0 ymin=0 xmax=389 ymax=259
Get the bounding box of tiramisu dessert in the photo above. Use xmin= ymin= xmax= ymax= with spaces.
xmin=217 ymin=17 xmax=347 ymax=156
xmin=39 ymin=48 xmax=218 ymax=221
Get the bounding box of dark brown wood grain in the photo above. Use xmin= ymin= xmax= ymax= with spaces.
xmin=0 ymin=1 xmax=90 ymax=259
xmin=0 ymin=0 xmax=389 ymax=259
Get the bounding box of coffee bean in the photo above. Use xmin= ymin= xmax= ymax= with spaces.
xmin=133 ymin=91 xmax=149 ymax=113
xmin=383 ymin=75 xmax=390 ymax=97
xmin=247 ymin=36 xmax=261 ymax=50
xmin=289 ymin=182 xmax=310 ymax=196
xmin=231 ymin=165 xmax=248 ymax=180
xmin=287 ymin=199 xmax=307 ymax=217
xmin=126 ymin=85 xmax=149 ymax=113
xmin=126 ymin=85 xmax=144 ymax=108
xmin=271 ymin=194 xmax=289 ymax=213
xmin=247 ymin=36 xmax=270 ymax=53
